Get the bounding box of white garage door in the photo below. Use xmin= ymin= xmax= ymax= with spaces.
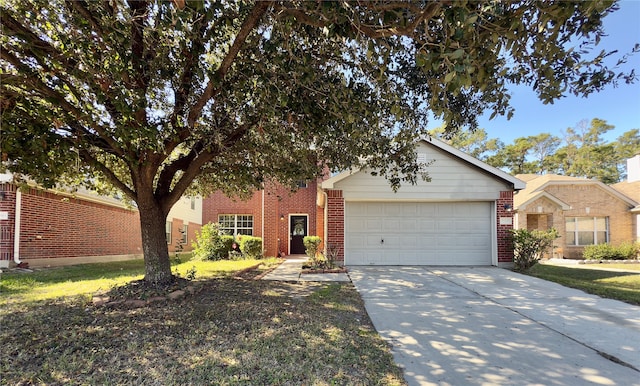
xmin=345 ymin=202 xmax=492 ymax=265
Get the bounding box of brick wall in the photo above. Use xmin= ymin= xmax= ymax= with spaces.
xmin=202 ymin=180 xmax=320 ymax=257
xmin=0 ymin=184 xmax=17 ymax=262
xmin=165 ymin=218 xmax=201 ymax=253
xmin=17 ymin=187 xmax=142 ymax=260
xmin=497 ymin=190 xmax=515 ymax=264
xmin=325 ymin=189 xmax=344 ymax=262
xmin=517 ymin=183 xmax=635 ymax=259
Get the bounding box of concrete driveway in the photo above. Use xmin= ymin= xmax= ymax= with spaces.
xmin=349 ymin=266 xmax=640 ymax=386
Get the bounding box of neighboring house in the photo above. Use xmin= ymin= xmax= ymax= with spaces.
xmin=513 ymin=172 xmax=638 ymax=260
xmin=203 ymin=138 xmax=524 ymax=266
xmin=166 ymin=195 xmax=203 ymax=253
xmin=202 ymin=180 xmax=324 ymax=257
xmin=0 ymin=173 xmax=202 ymax=268
xmin=611 ymin=155 xmax=640 ymax=242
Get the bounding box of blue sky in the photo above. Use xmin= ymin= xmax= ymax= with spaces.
xmin=429 ymin=0 xmax=640 ymax=144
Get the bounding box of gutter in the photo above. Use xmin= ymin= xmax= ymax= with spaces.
xmin=13 ymin=188 xmax=21 ymax=265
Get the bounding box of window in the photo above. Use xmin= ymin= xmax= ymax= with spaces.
xmin=166 ymin=221 xmax=172 ymax=244
xmin=565 ymin=217 xmax=608 ymax=246
xmin=182 ymin=225 xmax=188 ymax=244
xmin=219 ymin=215 xmax=253 ymax=236
xmin=190 ymin=197 xmax=196 ymax=210
xmin=297 ymin=180 xmax=308 ymax=188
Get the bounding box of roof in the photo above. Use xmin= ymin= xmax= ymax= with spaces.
xmin=323 ymin=137 xmax=526 ymax=190
xmin=611 ymin=180 xmax=640 ymax=213
xmin=514 ymin=174 xmax=638 ymax=210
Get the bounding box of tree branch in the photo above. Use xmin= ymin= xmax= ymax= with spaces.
xmin=127 ymin=0 xmax=150 ymax=126
xmin=187 ymin=1 xmax=270 ymax=126
xmin=65 ymin=0 xmax=105 ymax=38
xmin=1 ymin=49 xmax=127 ymax=160
xmin=77 ymin=149 xmax=136 ymax=200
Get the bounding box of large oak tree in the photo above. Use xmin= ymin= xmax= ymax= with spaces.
xmin=1 ymin=0 xmax=634 ymax=284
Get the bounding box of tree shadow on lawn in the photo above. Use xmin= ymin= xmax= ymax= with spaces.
xmin=0 ymin=278 xmax=406 ymax=385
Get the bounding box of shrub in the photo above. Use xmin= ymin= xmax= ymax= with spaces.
xmin=303 ymin=236 xmax=322 ymax=258
xmin=192 ymin=223 xmax=235 ymax=261
xmin=583 ymin=242 xmax=639 ymax=260
xmin=510 ymin=228 xmax=559 ymax=271
xmin=239 ymin=236 xmax=263 ymax=259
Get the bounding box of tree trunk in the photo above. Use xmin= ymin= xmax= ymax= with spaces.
xmin=137 ymin=194 xmax=173 ymax=285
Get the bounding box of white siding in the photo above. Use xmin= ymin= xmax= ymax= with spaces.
xmin=168 ymin=196 xmax=202 ymax=225
xmin=334 ymin=142 xmax=509 ymax=201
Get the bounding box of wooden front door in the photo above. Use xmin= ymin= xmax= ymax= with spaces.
xmin=289 ymin=215 xmax=308 ymax=255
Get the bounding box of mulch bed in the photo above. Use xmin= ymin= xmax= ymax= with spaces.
xmin=93 ymin=263 xmax=273 ymax=308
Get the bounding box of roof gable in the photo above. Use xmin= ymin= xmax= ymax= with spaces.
xmin=514 ymin=174 xmax=638 ymax=209
xmin=323 ymin=137 xmax=525 ymax=191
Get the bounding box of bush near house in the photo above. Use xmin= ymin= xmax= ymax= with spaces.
xmin=239 ymin=236 xmax=263 ymax=259
xmin=583 ymin=242 xmax=639 ymax=261
xmin=303 ymin=236 xmax=322 ymax=258
xmin=192 ymin=223 xmax=233 ymax=260
xmin=511 ymin=228 xmax=560 ymax=271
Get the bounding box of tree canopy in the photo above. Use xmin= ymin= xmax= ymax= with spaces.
xmin=436 ymin=118 xmax=639 ymax=184
xmin=1 ymin=0 xmax=635 ymax=284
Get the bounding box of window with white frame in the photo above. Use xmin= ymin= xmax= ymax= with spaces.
xmin=182 ymin=225 xmax=188 ymax=244
xmin=166 ymin=221 xmax=172 ymax=244
xmin=219 ymin=215 xmax=253 ymax=236
xmin=565 ymin=217 xmax=609 ymax=246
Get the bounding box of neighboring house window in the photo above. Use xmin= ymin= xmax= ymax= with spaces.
xmin=190 ymin=197 xmax=196 ymax=210
xmin=565 ymin=217 xmax=609 ymax=246
xmin=166 ymin=221 xmax=172 ymax=244
xmin=297 ymin=180 xmax=308 ymax=188
xmin=182 ymin=225 xmax=188 ymax=244
xmin=219 ymin=215 xmax=253 ymax=236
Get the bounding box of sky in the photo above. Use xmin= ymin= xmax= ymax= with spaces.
xmin=429 ymin=0 xmax=640 ymax=145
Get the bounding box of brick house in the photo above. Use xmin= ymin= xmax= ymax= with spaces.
xmin=202 ymin=180 xmax=324 ymax=257
xmin=611 ymin=155 xmax=640 ymax=242
xmin=514 ymin=173 xmax=638 ymax=260
xmin=0 ymin=173 xmax=202 ymax=268
xmin=204 ymin=137 xmax=524 ymax=266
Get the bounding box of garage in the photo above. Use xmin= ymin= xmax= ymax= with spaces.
xmin=345 ymin=201 xmax=492 ymax=265
xmin=321 ymin=137 xmax=526 ymax=267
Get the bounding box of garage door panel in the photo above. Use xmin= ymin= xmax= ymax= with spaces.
xmin=345 ymin=202 xmax=492 ymax=266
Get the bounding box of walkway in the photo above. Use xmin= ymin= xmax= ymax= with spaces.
xmin=261 ymin=256 xmax=350 ymax=282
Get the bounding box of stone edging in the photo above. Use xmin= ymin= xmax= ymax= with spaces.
xmin=92 ymin=285 xmax=199 ymax=308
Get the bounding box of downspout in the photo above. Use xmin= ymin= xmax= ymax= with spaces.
xmin=13 ymin=187 xmax=21 ymax=265
xmin=261 ymin=189 xmax=265 ymax=255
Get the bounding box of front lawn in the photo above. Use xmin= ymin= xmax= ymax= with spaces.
xmin=0 ymin=255 xmax=274 ymax=304
xmin=527 ymin=263 xmax=640 ymax=306
xmin=0 ymin=259 xmax=405 ymax=385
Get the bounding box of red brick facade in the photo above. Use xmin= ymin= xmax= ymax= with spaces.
xmin=202 ymin=180 xmax=322 ymax=257
xmin=497 ymin=190 xmax=515 ymax=263
xmin=0 ymin=185 xmax=141 ymax=263
xmin=0 ymin=183 xmax=201 ymax=266
xmin=325 ymin=189 xmax=345 ymax=262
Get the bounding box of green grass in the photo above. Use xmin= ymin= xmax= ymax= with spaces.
xmin=528 ymin=264 xmax=640 ymax=305
xmin=0 ymin=255 xmax=277 ymax=304
xmin=576 ymin=262 xmax=640 ymax=271
xmin=0 ymin=258 xmax=406 ymax=385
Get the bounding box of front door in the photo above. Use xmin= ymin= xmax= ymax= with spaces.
xmin=290 ymin=215 xmax=308 ymax=255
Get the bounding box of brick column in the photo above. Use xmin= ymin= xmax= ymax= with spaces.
xmin=497 ymin=190 xmax=515 ymax=264
xmin=326 ymin=189 xmax=344 ymax=262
